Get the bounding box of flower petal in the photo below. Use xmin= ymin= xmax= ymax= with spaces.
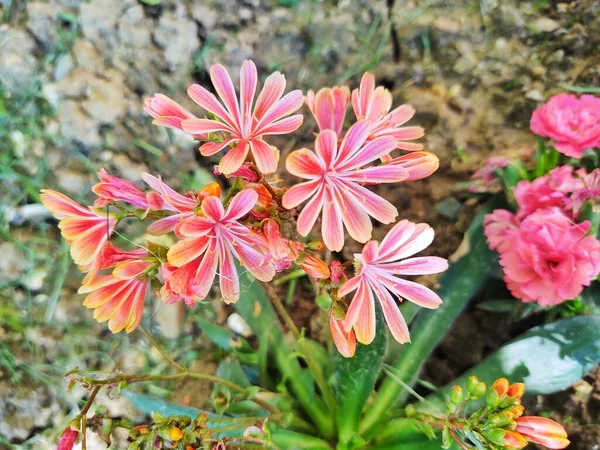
xmin=337 ymin=136 xmax=397 ymax=171
xmin=254 ymin=90 xmax=304 ymax=132
xmin=282 ymin=179 xmax=322 ymax=209
xmin=296 ymin=185 xmax=325 ymax=236
xmin=321 ymin=186 xmax=345 ymax=251
xmin=286 ymin=148 xmax=325 ymax=179
xmin=199 ymin=138 xmax=237 ymax=157
xmin=224 ymin=189 xmax=258 ymax=221
xmin=218 ymin=240 xmax=240 ymax=304
xmin=181 ymin=118 xmax=232 ymax=135
xmin=218 ymin=141 xmax=250 ymax=175
xmin=379 ymin=256 xmax=448 ymax=275
xmin=256 ymin=115 xmax=304 ymax=136
xmin=371 ymin=280 xmax=410 ymax=344
xmin=210 ymin=63 xmax=242 ymax=128
xmin=167 ymin=236 xmax=210 ymax=267
xmin=250 ymin=139 xmax=278 ymax=174
xmin=335 ymin=120 xmax=372 ymax=165
xmin=188 ymin=84 xmax=237 ymax=129
xmin=254 ymin=72 xmax=286 ymax=120
xmin=315 ymin=129 xmax=339 ymax=168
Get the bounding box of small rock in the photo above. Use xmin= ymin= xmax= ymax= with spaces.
xmin=0 ymin=242 xmax=28 ymax=284
xmin=79 ymin=0 xmax=123 ymax=56
xmin=26 ymin=2 xmax=60 ymax=50
xmin=72 ymin=38 xmax=103 ymax=75
xmin=525 ymin=89 xmax=545 ymax=102
xmin=0 ymin=29 xmax=38 ymax=95
xmin=529 ymin=17 xmax=560 ymax=33
xmin=81 ymin=71 xmax=128 ymax=124
xmin=227 ymin=313 xmax=253 ymax=338
xmin=54 ymin=54 xmax=74 ymax=80
xmin=118 ymin=4 xmax=152 ymax=48
xmin=191 ymin=4 xmax=219 ymax=30
xmin=435 ymin=197 xmax=462 ymax=220
xmin=56 ymin=168 xmax=89 ymax=194
xmin=58 ymin=101 xmax=102 ymax=150
xmin=154 ymin=12 xmax=200 ymax=71
xmin=112 ymin=154 xmax=148 ymax=183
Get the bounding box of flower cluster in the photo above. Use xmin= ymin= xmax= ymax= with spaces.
xmin=409 ymin=376 xmax=569 ymax=450
xmin=482 ymin=93 xmax=600 ymax=307
xmin=42 ymin=61 xmax=445 ymax=357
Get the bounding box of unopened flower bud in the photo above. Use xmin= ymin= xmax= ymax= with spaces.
xmin=57 ymin=426 xmax=79 ymax=450
xmin=516 ymin=416 xmax=570 ymax=449
xmin=450 ymin=386 xmax=463 ymax=405
xmin=507 ymin=382 xmax=525 ymax=400
xmin=510 ymin=404 xmax=525 ymax=418
xmin=492 ymin=378 xmax=509 ymax=397
xmin=300 ymin=255 xmax=331 ymax=279
xmin=169 ymin=426 xmax=183 ymax=441
xmin=466 ymin=376 xmax=480 ymax=393
xmin=487 ymin=378 xmax=509 ymax=407
xmin=483 ymin=429 xmax=527 ymax=449
xmin=489 ymin=411 xmax=514 ymax=427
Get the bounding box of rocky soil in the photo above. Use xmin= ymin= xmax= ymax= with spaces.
xmin=1 ymin=0 xmax=599 ymax=448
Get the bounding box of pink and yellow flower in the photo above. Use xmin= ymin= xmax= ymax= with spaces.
xmin=92 ymin=168 xmax=148 ymax=209
xmin=338 ymin=220 xmax=448 ymax=344
xmin=40 ymin=189 xmax=117 ymax=268
xmin=530 ymin=93 xmax=600 ymax=158
xmin=181 ymin=60 xmax=304 ymax=175
xmin=79 ymin=256 xmax=153 ymax=333
xmin=515 ymin=416 xmax=570 ymax=449
xmin=329 ymin=314 xmax=356 ymax=358
xmin=143 ymin=93 xmax=202 ymax=136
xmin=499 ymin=208 xmax=600 ymax=306
xmin=384 ymin=151 xmax=440 ymax=181
xmin=282 ymin=122 xmax=409 ymax=251
xmin=352 ymin=73 xmax=424 ymax=151
xmin=167 ymin=190 xmax=275 ymax=304
xmin=306 ymin=85 xmax=351 ymax=136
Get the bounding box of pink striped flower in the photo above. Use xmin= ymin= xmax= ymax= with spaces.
xmin=143 ymin=93 xmax=203 ymax=137
xmin=79 ymin=256 xmax=153 ymax=333
xmin=40 ymin=189 xmax=117 ymax=268
xmin=383 ymin=151 xmax=439 ymax=181
xmin=306 ymin=85 xmax=351 ymax=136
xmin=329 ymin=314 xmax=356 ymax=358
xmin=92 ymin=168 xmax=148 ymax=209
xmin=282 ymin=122 xmax=409 ymax=251
xmin=167 ymin=190 xmax=275 ymax=304
xmin=516 ymin=417 xmax=570 ymax=449
xmin=530 ymin=93 xmax=600 ymax=158
xmin=181 ymin=60 xmax=304 ymax=175
xmin=338 ymin=220 xmax=448 ymax=344
xmin=352 ymin=73 xmax=424 ymax=151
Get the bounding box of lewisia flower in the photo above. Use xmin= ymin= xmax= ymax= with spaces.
xmin=40 ymin=189 xmax=117 ymax=268
xmin=78 ymin=254 xmax=153 ymax=333
xmin=282 ymin=122 xmax=409 ymax=251
xmin=338 ymin=220 xmax=448 ymax=344
xmin=516 ymin=417 xmax=570 ymax=449
xmin=92 ymin=169 xmax=148 ymax=209
xmin=530 ymin=93 xmax=600 ymax=158
xmin=167 ymin=190 xmax=275 ymax=304
xmin=305 ymin=85 xmax=350 ymax=136
xmin=181 ymin=60 xmax=304 ymax=175
xmin=329 ymin=314 xmax=356 ymax=358
xmin=143 ymin=93 xmax=202 ymax=136
xmin=351 ymin=72 xmax=424 ymax=151
xmin=499 ymin=208 xmax=600 ymax=306
xmin=385 ymin=151 xmax=440 ymax=181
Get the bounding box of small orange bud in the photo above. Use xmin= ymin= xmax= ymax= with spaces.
xmin=492 ymin=378 xmax=510 ymax=397
xmin=198 ymin=182 xmax=221 ymax=200
xmin=511 ymin=404 xmax=525 ymax=418
xmin=516 ymin=416 xmax=570 ymax=449
xmin=329 ymin=314 xmax=356 ymax=358
xmin=300 ymin=254 xmax=331 ymax=279
xmin=508 ymin=382 xmax=525 ymax=399
xmin=503 ymin=431 xmax=528 ymax=449
xmin=186 ymin=446 xmax=195 ymax=450
xmin=169 ymin=426 xmax=184 ymax=441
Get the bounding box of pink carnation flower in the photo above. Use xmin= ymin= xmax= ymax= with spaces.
xmin=338 ymin=220 xmax=448 ymax=344
xmin=530 ymin=93 xmax=600 ymax=158
xmin=352 ymin=73 xmax=424 ymax=151
xmin=483 ymin=209 xmax=521 ymax=254
xmin=166 ymin=190 xmax=275 ymax=304
xmin=306 ymin=85 xmax=351 ymax=136
xmin=282 ymin=122 xmax=409 ymax=251
xmin=40 ymin=189 xmax=117 ymax=268
xmin=181 ymin=60 xmax=304 ymax=175
xmin=499 ymin=208 xmax=600 ymax=306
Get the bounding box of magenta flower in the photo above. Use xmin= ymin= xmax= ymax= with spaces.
xmin=530 ymin=93 xmax=600 ymax=158
xmin=306 ymin=85 xmax=351 ymax=136
xmin=282 ymin=122 xmax=409 ymax=251
xmin=352 ymin=73 xmax=424 ymax=151
xmin=338 ymin=220 xmax=448 ymax=344
xmin=167 ymin=190 xmax=275 ymax=304
xmin=499 ymin=208 xmax=600 ymax=306
xmin=143 ymin=93 xmax=202 ymax=137
xmin=92 ymin=169 xmax=149 ymax=209
xmin=181 ymin=60 xmax=304 ymax=175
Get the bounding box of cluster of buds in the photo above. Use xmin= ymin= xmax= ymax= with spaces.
xmin=128 ymin=413 xmax=213 ymax=450
xmin=408 ymin=377 xmax=569 ymax=449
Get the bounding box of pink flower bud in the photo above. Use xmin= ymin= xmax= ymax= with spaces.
xmin=57 ymin=426 xmax=78 ymax=450
xmin=300 ymin=255 xmax=331 ymax=279
xmin=516 ymin=416 xmax=570 ymax=449
xmin=329 ymin=314 xmax=356 ymax=358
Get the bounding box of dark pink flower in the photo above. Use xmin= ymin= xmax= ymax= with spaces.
xmin=338 ymin=220 xmax=448 ymax=344
xmin=499 ymin=208 xmax=600 ymax=306
xmin=181 ymin=60 xmax=304 ymax=175
xmin=57 ymin=426 xmax=78 ymax=450
xmin=352 ymin=73 xmax=424 ymax=151
xmin=167 ymin=190 xmax=275 ymax=304
xmin=282 ymin=122 xmax=408 ymax=251
xmin=530 ymin=93 xmax=600 ymax=158
xmin=92 ymin=168 xmax=148 ymax=209
xmin=484 ymin=209 xmax=520 ymax=254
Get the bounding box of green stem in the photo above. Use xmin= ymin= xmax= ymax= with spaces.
xmin=139 ymin=325 xmax=185 ymax=372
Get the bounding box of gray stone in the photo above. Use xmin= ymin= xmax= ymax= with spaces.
xmin=54 ymin=54 xmax=74 ymax=80
xmin=0 ymin=242 xmax=28 ymax=284
xmin=79 ymin=0 xmax=124 ymax=56
xmin=154 ymin=12 xmax=200 ymax=71
xmin=118 ymin=4 xmax=152 ymax=48
xmin=72 ymin=38 xmax=104 ymax=75
xmin=435 ymin=197 xmax=462 ymax=220
xmin=0 ymin=29 xmax=38 ymax=95
xmin=26 ymin=2 xmax=60 ymax=50
xmin=58 ymin=100 xmax=102 ymax=150
xmin=81 ymin=70 xmax=128 ymax=124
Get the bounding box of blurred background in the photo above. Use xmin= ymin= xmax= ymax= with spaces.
xmin=1 ymin=0 xmax=599 ymax=448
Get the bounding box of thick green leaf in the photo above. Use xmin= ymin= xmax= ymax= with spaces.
xmin=122 ymin=390 xmax=208 ymax=419
xmin=360 ymin=200 xmax=501 ymax=438
xmin=428 ymin=315 xmax=600 ymax=408
xmin=368 ymin=419 xmax=460 ymax=450
xmin=335 ymin=305 xmax=387 ymax=448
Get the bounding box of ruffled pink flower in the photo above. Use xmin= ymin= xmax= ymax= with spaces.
xmin=514 ymin=165 xmax=583 ymax=219
xmin=143 ymin=93 xmax=203 ymax=137
xmin=167 ymin=190 xmax=275 ymax=304
xmin=40 ymin=189 xmax=117 ymax=268
xmin=282 ymin=122 xmax=409 ymax=251
xmin=570 ymin=168 xmax=600 ymax=215
xmin=483 ymin=209 xmax=520 ymax=254
xmin=469 ymin=156 xmax=510 ymax=193
xmin=530 ymin=93 xmax=600 ymax=158
xmin=499 ymin=208 xmax=600 ymax=306
xmin=306 ymin=86 xmax=350 ymax=136
xmin=92 ymin=168 xmax=148 ymax=209
xmin=351 ymin=72 xmax=424 ymax=151
xmin=79 ymin=257 xmax=153 ymax=333
xmin=181 ymin=60 xmax=304 ymax=175
xmin=329 ymin=314 xmax=356 ymax=358
xmin=384 ymin=151 xmax=440 ymax=181
xmin=338 ymin=220 xmax=448 ymax=344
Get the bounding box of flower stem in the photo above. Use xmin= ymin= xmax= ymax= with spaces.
xmin=261 ymin=282 xmax=337 ymax=414
xmin=139 ymin=325 xmax=185 ymax=372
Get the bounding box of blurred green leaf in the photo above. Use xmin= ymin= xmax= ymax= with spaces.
xmin=369 ymin=418 xmax=459 ymax=450
xmin=558 ymin=83 xmax=600 ymax=94
xmin=335 ymin=305 xmax=387 ymax=448
xmin=122 ymin=390 xmax=209 ymax=419
xmin=476 ymin=299 xmax=516 ymax=313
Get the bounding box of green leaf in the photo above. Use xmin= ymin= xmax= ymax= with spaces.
xmin=335 ymin=305 xmax=387 ymax=448
xmin=558 ymin=83 xmax=600 ymax=94
xmin=122 ymin=390 xmax=210 ymax=419
xmin=429 ymin=315 xmax=600 ymax=408
xmin=369 ymin=418 xmax=459 ymax=450
xmin=196 ymin=317 xmax=235 ymax=350
xmin=476 ymin=299 xmax=517 ymax=313
xmin=360 ymin=200 xmax=501 ymax=438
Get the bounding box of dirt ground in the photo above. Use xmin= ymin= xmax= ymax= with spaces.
xmin=1 ymin=0 xmax=599 ymax=448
